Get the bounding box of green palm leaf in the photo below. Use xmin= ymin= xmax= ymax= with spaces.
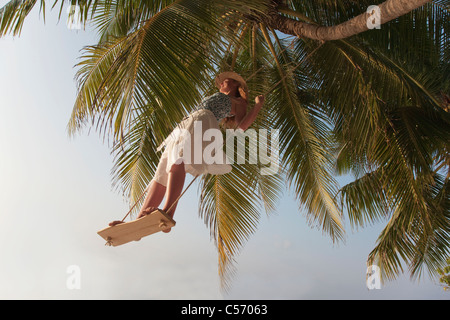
xmin=0 ymin=0 xmax=41 ymax=36
xmin=262 ymin=29 xmax=345 ymax=242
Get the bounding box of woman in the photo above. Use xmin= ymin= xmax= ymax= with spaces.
xmin=109 ymin=72 xmax=265 ymax=231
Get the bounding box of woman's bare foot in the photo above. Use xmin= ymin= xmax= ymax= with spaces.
xmin=138 ymin=207 xmax=158 ymax=219
xmin=109 ymin=207 xmax=158 ymax=227
xmin=109 ymin=220 xmax=124 ymax=227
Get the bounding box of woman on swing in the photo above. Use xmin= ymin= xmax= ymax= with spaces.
xmin=109 ymin=72 xmax=265 ymax=232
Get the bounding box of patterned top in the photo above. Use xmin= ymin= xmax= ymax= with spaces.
xmin=197 ymin=92 xmax=232 ymax=121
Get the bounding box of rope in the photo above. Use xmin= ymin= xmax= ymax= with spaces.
xmin=120 ymin=185 xmax=151 ymax=222
xmin=118 ymin=42 xmax=323 ymax=223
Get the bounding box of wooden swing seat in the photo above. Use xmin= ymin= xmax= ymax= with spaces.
xmin=97 ymin=209 xmax=176 ymax=247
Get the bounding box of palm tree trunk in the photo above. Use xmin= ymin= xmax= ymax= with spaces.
xmin=267 ymin=0 xmax=432 ymax=40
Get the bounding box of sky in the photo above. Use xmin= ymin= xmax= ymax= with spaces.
xmin=0 ymin=3 xmax=448 ymax=300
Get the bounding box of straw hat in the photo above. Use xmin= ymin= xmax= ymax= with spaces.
xmin=215 ymin=71 xmax=248 ymax=92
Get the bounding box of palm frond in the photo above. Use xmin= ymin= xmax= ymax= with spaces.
xmin=0 ymin=0 xmax=41 ymax=36
xmin=199 ymin=158 xmax=284 ymax=290
xmin=110 ymin=104 xmax=162 ymax=208
xmin=294 ymin=1 xmax=450 ymax=282
xmin=261 ymin=26 xmax=345 ymax=242
xmin=368 ymin=172 xmax=450 ymax=281
xmin=69 ymin=0 xmax=230 ymax=141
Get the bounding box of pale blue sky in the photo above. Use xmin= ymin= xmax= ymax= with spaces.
xmin=0 ymin=3 xmax=447 ymax=299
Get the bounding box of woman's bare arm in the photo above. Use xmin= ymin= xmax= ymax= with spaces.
xmin=236 ymin=95 xmax=265 ymax=131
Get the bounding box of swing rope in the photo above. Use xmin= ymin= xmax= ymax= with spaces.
xmin=119 ymin=42 xmax=324 ymax=223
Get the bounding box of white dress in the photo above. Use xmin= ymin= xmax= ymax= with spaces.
xmin=152 ymin=92 xmax=233 ymax=186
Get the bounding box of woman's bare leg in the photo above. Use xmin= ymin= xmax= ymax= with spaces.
xmin=108 ymin=163 xmax=185 ymax=231
xmin=163 ymin=162 xmax=186 ymax=217
xmin=137 ymin=180 xmax=166 ymax=218
xmin=161 ymin=162 xmax=186 ymax=232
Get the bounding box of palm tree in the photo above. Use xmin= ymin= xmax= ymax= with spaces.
xmin=1 ymin=0 xmax=448 ymax=290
